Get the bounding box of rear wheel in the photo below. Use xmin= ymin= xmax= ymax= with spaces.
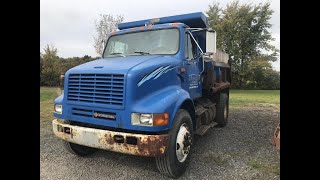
xmin=155 ymin=109 xmax=193 ymax=178
xmin=214 ymin=93 xmax=229 ymax=127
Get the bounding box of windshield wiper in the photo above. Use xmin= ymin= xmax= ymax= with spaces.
xmin=134 ymin=51 xmax=150 ymax=55
xmin=109 ymin=53 xmax=126 ymax=57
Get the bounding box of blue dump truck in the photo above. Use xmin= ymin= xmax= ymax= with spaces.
xmin=52 ymin=12 xmax=231 ymax=178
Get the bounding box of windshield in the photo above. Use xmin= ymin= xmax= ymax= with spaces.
xmin=103 ymin=28 xmax=179 ymax=58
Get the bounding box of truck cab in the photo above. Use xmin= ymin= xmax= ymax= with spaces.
xmin=52 ymin=12 xmax=231 ymax=178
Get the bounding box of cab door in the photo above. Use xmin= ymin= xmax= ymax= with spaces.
xmin=181 ymin=31 xmax=202 ymax=99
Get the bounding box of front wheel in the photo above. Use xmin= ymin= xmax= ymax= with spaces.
xmin=155 ymin=109 xmax=193 ymax=178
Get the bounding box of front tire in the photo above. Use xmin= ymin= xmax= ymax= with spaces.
xmin=63 ymin=141 xmax=97 ymax=156
xmin=155 ymin=109 xmax=193 ymax=178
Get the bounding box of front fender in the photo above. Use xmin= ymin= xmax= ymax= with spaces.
xmin=131 ymin=85 xmax=192 ymax=129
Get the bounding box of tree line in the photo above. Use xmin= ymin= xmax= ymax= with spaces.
xmin=40 ymin=0 xmax=279 ymax=89
xmin=40 ymin=45 xmax=99 ymax=86
xmin=40 ymin=43 xmax=279 ymax=89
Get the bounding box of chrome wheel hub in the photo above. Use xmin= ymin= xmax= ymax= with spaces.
xmin=176 ymin=123 xmax=192 ymax=163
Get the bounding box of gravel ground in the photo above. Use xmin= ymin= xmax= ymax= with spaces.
xmin=40 ymin=105 xmax=280 ymax=180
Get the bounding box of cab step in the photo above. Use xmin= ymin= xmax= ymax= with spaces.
xmin=195 ymin=121 xmax=218 ymax=135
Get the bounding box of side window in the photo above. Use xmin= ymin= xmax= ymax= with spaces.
xmin=184 ymin=33 xmax=196 ymax=60
xmin=184 ymin=34 xmax=188 ymax=59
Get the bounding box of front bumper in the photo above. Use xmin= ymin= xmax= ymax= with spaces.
xmin=52 ymin=119 xmax=169 ymax=157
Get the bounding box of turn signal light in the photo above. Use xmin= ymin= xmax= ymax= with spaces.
xmin=153 ymin=113 xmax=169 ymax=126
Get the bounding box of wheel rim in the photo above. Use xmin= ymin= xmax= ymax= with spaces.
xmin=176 ymin=123 xmax=192 ymax=163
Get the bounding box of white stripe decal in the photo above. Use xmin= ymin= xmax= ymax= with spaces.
xmin=137 ymin=65 xmax=178 ymax=86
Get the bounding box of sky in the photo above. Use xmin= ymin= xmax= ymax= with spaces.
xmin=40 ymin=0 xmax=280 ymax=71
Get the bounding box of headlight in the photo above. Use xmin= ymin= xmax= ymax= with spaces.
xmin=131 ymin=113 xmax=169 ymax=126
xmin=54 ymin=104 xmax=63 ymax=114
xmin=140 ymin=114 xmax=153 ymax=125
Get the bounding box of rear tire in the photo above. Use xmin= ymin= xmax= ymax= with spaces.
xmin=155 ymin=109 xmax=193 ymax=178
xmin=214 ymin=93 xmax=229 ymax=127
xmin=63 ymin=141 xmax=97 ymax=156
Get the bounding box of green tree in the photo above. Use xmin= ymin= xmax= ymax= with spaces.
xmin=41 ymin=45 xmax=60 ymax=86
xmin=244 ymin=58 xmax=279 ymax=89
xmin=207 ymin=0 xmax=279 ymax=88
xmin=262 ymin=69 xmax=279 ymax=89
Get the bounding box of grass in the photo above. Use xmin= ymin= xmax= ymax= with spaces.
xmin=40 ymin=87 xmax=59 ymax=126
xmin=40 ymin=88 xmax=280 ymax=126
xmin=230 ymin=90 xmax=279 ymax=108
xmin=248 ymin=160 xmax=280 ymax=175
xmin=40 ymin=87 xmax=59 ymax=102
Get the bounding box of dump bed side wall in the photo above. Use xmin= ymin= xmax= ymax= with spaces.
xmin=210 ymin=49 xmax=229 ymax=64
xmin=202 ymin=58 xmax=231 ymax=95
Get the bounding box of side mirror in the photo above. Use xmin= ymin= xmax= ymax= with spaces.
xmin=206 ymin=30 xmax=216 ymax=54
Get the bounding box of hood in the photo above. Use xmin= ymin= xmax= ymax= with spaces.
xmin=67 ymin=55 xmax=162 ymax=74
